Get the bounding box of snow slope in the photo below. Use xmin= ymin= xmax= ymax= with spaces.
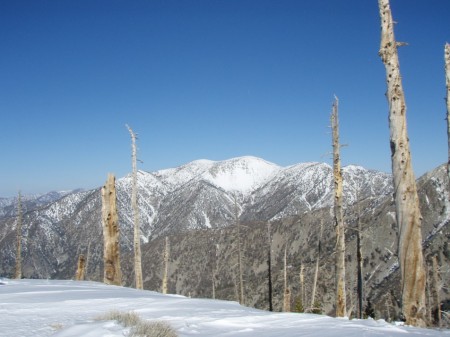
xmin=154 ymin=156 xmax=281 ymax=196
xmin=0 ymin=279 xmax=447 ymax=337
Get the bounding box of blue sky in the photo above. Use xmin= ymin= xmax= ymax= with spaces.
xmin=1 ymin=0 xmax=449 ymax=197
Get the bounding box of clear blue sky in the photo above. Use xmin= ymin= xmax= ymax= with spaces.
xmin=1 ymin=0 xmax=449 ymax=197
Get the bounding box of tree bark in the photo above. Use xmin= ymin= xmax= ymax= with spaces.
xmin=378 ymin=0 xmax=427 ymax=326
xmin=332 ymin=96 xmax=346 ymax=317
xmin=15 ymin=191 xmax=22 ymax=279
xmin=101 ymin=174 xmax=122 ymax=286
xmin=126 ymin=124 xmax=144 ymax=290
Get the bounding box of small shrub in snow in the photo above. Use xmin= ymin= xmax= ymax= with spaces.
xmin=95 ymin=310 xmax=140 ymax=327
xmin=95 ymin=310 xmax=178 ymax=337
xmin=129 ymin=320 xmax=178 ymax=337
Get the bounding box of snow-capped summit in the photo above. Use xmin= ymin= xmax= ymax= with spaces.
xmin=202 ymin=156 xmax=281 ymax=195
xmin=154 ymin=156 xmax=280 ymax=195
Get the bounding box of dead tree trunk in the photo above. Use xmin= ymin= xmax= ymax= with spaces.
xmin=283 ymin=244 xmax=290 ymax=312
xmin=162 ymin=236 xmax=170 ymax=294
xmin=356 ymin=216 xmax=363 ymax=319
xmin=15 ymin=191 xmax=22 ymax=279
xmin=126 ymin=124 xmax=143 ymax=290
xmin=211 ymin=241 xmax=218 ymax=300
xmin=432 ymin=255 xmax=442 ymax=327
xmin=354 ymin=192 xmax=364 ymax=319
xmin=445 ymin=43 xmax=450 ymax=180
xmin=101 ymin=174 xmax=122 ymax=286
xmin=75 ymin=254 xmax=86 ymax=281
xmin=300 ymin=263 xmax=305 ymax=310
xmin=284 ymin=288 xmax=291 ymax=313
xmin=267 ymin=222 xmax=273 ymax=311
xmin=331 ymin=96 xmax=346 ymax=317
xmin=378 ymin=0 xmax=427 ymax=326
xmin=85 ymin=241 xmax=91 ymax=281
xmin=311 ymin=219 xmax=323 ymax=311
xmin=234 ymin=196 xmax=244 ymax=305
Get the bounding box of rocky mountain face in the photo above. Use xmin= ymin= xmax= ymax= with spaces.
xmin=0 ymin=190 xmax=78 ymax=219
xmin=0 ymin=156 xmax=448 ymax=325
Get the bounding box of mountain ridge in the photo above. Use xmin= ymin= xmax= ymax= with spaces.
xmin=2 ymin=156 xmax=448 ymax=324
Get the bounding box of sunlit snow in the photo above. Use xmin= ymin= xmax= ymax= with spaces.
xmin=154 ymin=156 xmax=280 ymax=196
xmin=1 ymin=279 xmax=447 ymax=337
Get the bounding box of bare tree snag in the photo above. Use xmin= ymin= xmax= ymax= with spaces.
xmin=234 ymin=196 xmax=244 ymax=305
xmin=331 ymin=96 xmax=346 ymax=317
xmin=85 ymin=241 xmax=91 ymax=281
xmin=75 ymin=254 xmax=86 ymax=281
xmin=211 ymin=241 xmax=218 ymax=300
xmin=162 ymin=236 xmax=170 ymax=294
xmin=356 ymin=213 xmax=364 ymax=319
xmin=15 ymin=191 xmax=22 ymax=279
xmin=283 ymin=244 xmax=290 ymax=312
xmin=432 ymin=255 xmax=442 ymax=327
xmin=445 ymin=43 xmax=450 ymax=180
xmin=101 ymin=173 xmax=122 ymax=286
xmin=311 ymin=219 xmax=323 ymax=311
xmin=300 ymin=263 xmax=305 ymax=310
xmin=126 ymin=124 xmax=143 ymax=290
xmin=378 ymin=0 xmax=427 ymax=326
xmin=284 ymin=288 xmax=291 ymax=313
xmin=267 ymin=222 xmax=273 ymax=311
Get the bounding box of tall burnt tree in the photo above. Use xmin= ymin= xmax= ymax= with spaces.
xmin=331 ymin=96 xmax=346 ymax=317
xmin=378 ymin=0 xmax=426 ymax=326
xmin=126 ymin=124 xmax=143 ymax=290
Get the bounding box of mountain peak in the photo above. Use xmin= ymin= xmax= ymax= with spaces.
xmin=205 ymin=156 xmax=280 ymax=195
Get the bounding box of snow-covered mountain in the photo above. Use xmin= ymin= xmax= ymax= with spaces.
xmin=0 ymin=156 xmax=392 ymax=271
xmin=154 ymin=156 xmax=280 ymax=195
xmin=0 ymin=190 xmax=78 ymax=219
xmin=1 ymin=157 xmax=448 ymax=324
xmin=123 ymin=156 xmax=392 ymax=237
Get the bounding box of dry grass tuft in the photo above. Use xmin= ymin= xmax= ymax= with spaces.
xmin=129 ymin=320 xmax=178 ymax=337
xmin=95 ymin=309 xmax=140 ymax=327
xmin=49 ymin=322 xmax=64 ymax=330
xmin=95 ymin=310 xmax=177 ymax=337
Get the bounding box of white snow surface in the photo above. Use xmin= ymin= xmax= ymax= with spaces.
xmin=155 ymin=156 xmax=281 ymax=195
xmin=1 ymin=279 xmax=447 ymax=337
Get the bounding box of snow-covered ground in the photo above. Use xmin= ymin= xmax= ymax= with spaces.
xmin=0 ymin=279 xmax=447 ymax=337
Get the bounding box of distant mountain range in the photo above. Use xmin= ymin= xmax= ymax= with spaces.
xmin=0 ymin=156 xmax=448 ymax=324
xmin=0 ymin=190 xmax=81 ymax=219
